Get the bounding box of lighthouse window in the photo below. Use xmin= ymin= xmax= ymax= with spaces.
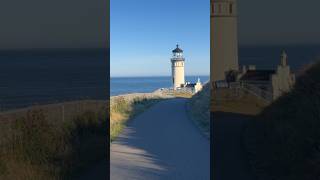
xmin=218 ymin=4 xmax=222 ymax=13
xmin=213 ymin=4 xmax=216 ymax=14
xmin=229 ymin=4 xmax=233 ymax=14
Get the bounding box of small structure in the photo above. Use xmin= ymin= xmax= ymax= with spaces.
xmin=237 ymin=51 xmax=296 ymax=101
xmin=185 ymin=78 xmax=203 ymax=94
xmin=170 ymin=44 xmax=203 ymax=94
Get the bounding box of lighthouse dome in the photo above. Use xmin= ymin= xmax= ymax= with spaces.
xmin=172 ymin=44 xmax=183 ymax=53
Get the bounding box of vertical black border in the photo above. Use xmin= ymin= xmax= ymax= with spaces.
xmin=106 ymin=0 xmax=110 ymax=179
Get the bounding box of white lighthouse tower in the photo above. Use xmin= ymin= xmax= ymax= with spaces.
xmin=171 ymin=44 xmax=185 ymax=90
xmin=211 ymin=0 xmax=239 ymax=82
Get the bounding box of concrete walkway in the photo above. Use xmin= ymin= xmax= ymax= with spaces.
xmin=110 ymin=98 xmax=210 ymax=180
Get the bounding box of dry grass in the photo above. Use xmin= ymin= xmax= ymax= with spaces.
xmin=110 ymin=93 xmax=169 ymax=142
xmin=211 ymin=88 xmax=267 ymax=115
xmin=171 ymin=92 xmax=193 ymax=98
xmin=186 ymin=83 xmax=267 ymax=138
xmin=0 ymin=100 xmax=107 ymax=179
xmin=188 ymin=84 xmax=210 ymax=137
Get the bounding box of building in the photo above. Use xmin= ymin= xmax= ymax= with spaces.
xmin=211 ymin=0 xmax=239 ymax=82
xmin=171 ymin=44 xmax=185 ymax=90
xmin=237 ymin=51 xmax=296 ymax=101
xmin=185 ymin=78 xmax=203 ymax=94
xmin=210 ymin=0 xmax=295 ymax=101
xmin=170 ymin=44 xmax=203 ymax=94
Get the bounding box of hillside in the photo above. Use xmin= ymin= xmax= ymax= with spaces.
xmin=110 ymin=92 xmax=171 ymax=141
xmin=188 ymin=83 xmax=210 ymax=137
xmin=244 ymin=62 xmax=320 ymax=180
xmin=0 ymin=101 xmax=107 ymax=179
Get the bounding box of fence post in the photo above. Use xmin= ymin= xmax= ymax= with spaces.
xmin=62 ymin=105 xmax=65 ymax=121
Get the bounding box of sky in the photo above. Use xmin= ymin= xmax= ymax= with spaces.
xmin=111 ymin=0 xmax=320 ymax=77
xmin=238 ymin=0 xmax=320 ymax=45
xmin=0 ymin=0 xmax=319 ymax=62
xmin=110 ymin=0 xmax=210 ymax=77
xmin=0 ymin=0 xmax=108 ymax=49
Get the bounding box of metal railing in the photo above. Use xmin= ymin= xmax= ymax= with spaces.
xmin=240 ymin=82 xmax=273 ymax=103
xmin=215 ymin=81 xmax=273 ymax=103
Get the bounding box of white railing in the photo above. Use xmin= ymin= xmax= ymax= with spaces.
xmin=240 ymin=83 xmax=273 ymax=103
xmin=225 ymin=81 xmax=273 ymax=103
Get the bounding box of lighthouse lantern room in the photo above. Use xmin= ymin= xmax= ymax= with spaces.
xmin=171 ymin=44 xmax=185 ymax=90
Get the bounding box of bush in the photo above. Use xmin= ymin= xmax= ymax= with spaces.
xmin=188 ymin=83 xmax=210 ymax=136
xmin=244 ymin=62 xmax=320 ymax=180
xmin=110 ymin=95 xmax=162 ymax=142
xmin=0 ymin=101 xmax=107 ymax=179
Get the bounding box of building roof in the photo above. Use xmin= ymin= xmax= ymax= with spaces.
xmin=172 ymin=44 xmax=183 ymax=53
xmin=240 ymin=70 xmax=275 ymax=81
xmin=185 ymin=83 xmax=196 ymax=88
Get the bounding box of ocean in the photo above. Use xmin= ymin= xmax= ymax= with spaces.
xmin=0 ymin=45 xmax=319 ymax=109
xmin=110 ymin=76 xmax=210 ymax=96
xmin=0 ymin=49 xmax=109 ymax=110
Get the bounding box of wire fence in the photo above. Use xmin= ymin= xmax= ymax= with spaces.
xmin=0 ymin=85 xmax=108 ymax=112
xmin=0 ymin=100 xmax=108 ymax=123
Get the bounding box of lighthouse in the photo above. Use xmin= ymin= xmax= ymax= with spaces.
xmin=171 ymin=44 xmax=185 ymax=90
xmin=211 ymin=0 xmax=239 ymax=82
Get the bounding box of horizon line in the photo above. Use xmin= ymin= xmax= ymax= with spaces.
xmin=110 ymin=74 xmax=210 ymax=78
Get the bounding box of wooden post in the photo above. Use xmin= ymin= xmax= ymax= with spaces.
xmin=62 ymin=105 xmax=65 ymax=121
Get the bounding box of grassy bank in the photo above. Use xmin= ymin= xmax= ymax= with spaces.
xmin=211 ymin=87 xmax=267 ymax=115
xmin=110 ymin=93 xmax=170 ymax=142
xmin=187 ymin=84 xmax=210 ymax=137
xmin=244 ymin=62 xmax=320 ymax=180
xmin=187 ymin=82 xmax=267 ymax=138
xmin=0 ymin=100 xmax=107 ymax=179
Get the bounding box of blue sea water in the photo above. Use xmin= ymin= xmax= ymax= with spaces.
xmin=110 ymin=76 xmax=210 ymax=96
xmin=0 ymin=49 xmax=109 ymax=110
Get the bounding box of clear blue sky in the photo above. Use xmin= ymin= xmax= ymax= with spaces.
xmin=110 ymin=0 xmax=209 ymax=77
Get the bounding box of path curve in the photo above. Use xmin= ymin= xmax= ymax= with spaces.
xmin=110 ymin=98 xmax=210 ymax=180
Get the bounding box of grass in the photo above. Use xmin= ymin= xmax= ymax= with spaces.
xmin=110 ymin=94 xmax=165 ymax=142
xmin=187 ymin=82 xmax=267 ymax=138
xmin=211 ymin=87 xmax=267 ymax=115
xmin=171 ymin=91 xmax=193 ymax=98
xmin=244 ymin=62 xmax=320 ymax=180
xmin=0 ymin=100 xmax=107 ymax=179
xmin=187 ymin=83 xmax=210 ymax=137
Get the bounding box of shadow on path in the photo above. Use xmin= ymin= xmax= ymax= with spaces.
xmin=211 ymin=112 xmax=256 ymax=180
xmin=111 ymin=98 xmax=210 ymax=180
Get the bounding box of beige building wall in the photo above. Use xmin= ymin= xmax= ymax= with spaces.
xmin=211 ymin=0 xmax=239 ymax=82
xmin=271 ymin=52 xmax=296 ymax=99
xmin=194 ymin=79 xmax=203 ymax=93
xmin=172 ymin=60 xmax=185 ymax=89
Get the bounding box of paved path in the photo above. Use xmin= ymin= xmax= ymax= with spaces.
xmin=110 ymin=98 xmax=210 ymax=180
xmin=76 ymin=161 xmax=108 ymax=180
xmin=212 ymin=112 xmax=256 ymax=180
